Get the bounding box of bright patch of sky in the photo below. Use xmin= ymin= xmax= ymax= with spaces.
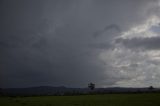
xmin=119 ymin=16 xmax=160 ymax=39
xmin=99 ymin=15 xmax=160 ymax=87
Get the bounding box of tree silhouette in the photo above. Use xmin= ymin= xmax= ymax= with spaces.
xmin=88 ymin=83 xmax=95 ymax=90
xmin=149 ymin=86 xmax=154 ymax=90
xmin=0 ymin=88 xmax=2 ymax=96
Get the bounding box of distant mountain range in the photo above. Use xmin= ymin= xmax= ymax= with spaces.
xmin=1 ymin=86 xmax=160 ymax=96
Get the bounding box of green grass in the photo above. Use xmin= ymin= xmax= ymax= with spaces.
xmin=0 ymin=93 xmax=160 ymax=106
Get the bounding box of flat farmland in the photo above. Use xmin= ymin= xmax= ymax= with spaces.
xmin=0 ymin=93 xmax=160 ymax=106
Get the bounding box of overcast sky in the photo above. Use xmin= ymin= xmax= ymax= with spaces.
xmin=1 ymin=0 xmax=160 ymax=88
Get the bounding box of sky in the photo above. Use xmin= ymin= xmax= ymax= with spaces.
xmin=1 ymin=0 xmax=160 ymax=88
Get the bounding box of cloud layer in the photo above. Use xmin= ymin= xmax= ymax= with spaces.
xmin=1 ymin=0 xmax=160 ymax=88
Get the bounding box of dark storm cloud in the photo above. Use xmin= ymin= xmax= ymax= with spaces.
xmin=89 ymin=43 xmax=113 ymax=50
xmin=0 ymin=0 xmax=107 ymax=88
xmin=0 ymin=0 xmax=159 ymax=88
xmin=116 ymin=37 xmax=160 ymax=50
xmin=93 ymin=24 xmax=121 ymax=37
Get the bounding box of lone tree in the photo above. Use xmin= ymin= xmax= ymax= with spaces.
xmin=88 ymin=83 xmax=95 ymax=90
xmin=149 ymin=86 xmax=154 ymax=90
xmin=0 ymin=88 xmax=2 ymax=96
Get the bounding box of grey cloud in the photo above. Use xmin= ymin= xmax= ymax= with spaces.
xmin=88 ymin=43 xmax=113 ymax=50
xmin=104 ymin=24 xmax=121 ymax=32
xmin=0 ymin=0 xmax=160 ymax=88
xmin=93 ymin=24 xmax=121 ymax=37
xmin=116 ymin=37 xmax=160 ymax=50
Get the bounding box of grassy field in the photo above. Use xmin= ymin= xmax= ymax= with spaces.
xmin=0 ymin=93 xmax=160 ymax=106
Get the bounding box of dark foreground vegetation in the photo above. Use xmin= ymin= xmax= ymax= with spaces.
xmin=1 ymin=86 xmax=160 ymax=96
xmin=0 ymin=93 xmax=160 ymax=106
